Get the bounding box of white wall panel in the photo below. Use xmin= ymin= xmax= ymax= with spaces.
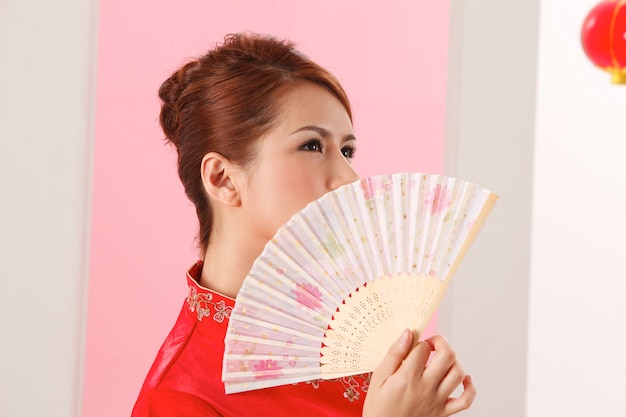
xmin=0 ymin=1 xmax=96 ymax=416
xmin=444 ymin=1 xmax=540 ymax=416
xmin=528 ymin=1 xmax=626 ymax=415
xmin=446 ymin=1 xmax=626 ymax=416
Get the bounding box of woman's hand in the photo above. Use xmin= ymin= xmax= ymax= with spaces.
xmin=362 ymin=329 xmax=475 ymax=417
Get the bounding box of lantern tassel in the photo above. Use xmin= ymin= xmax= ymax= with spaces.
xmin=610 ymin=69 xmax=626 ymax=84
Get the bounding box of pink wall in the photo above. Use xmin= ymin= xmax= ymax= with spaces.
xmin=83 ymin=1 xmax=449 ymax=415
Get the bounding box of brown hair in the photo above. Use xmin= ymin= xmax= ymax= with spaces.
xmin=159 ymin=33 xmax=352 ymax=254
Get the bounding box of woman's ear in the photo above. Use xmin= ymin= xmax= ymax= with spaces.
xmin=200 ymin=152 xmax=241 ymax=207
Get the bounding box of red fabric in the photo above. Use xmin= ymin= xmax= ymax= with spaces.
xmin=132 ymin=261 xmax=369 ymax=417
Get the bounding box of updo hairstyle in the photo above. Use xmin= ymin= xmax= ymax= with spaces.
xmin=158 ymin=33 xmax=352 ymax=254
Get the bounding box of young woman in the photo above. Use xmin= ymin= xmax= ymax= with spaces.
xmin=132 ymin=33 xmax=475 ymax=417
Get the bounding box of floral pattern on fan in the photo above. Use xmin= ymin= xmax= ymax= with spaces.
xmin=360 ymin=175 xmax=393 ymax=199
xmin=252 ymin=360 xmax=283 ymax=380
xmin=222 ymin=172 xmax=498 ymax=394
xmin=426 ymin=183 xmax=452 ymax=215
xmin=292 ymin=283 xmax=324 ymax=310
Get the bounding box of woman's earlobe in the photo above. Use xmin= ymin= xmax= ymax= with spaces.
xmin=201 ymin=153 xmax=241 ymax=206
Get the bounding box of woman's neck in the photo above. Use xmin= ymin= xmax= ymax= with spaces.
xmin=199 ymin=231 xmax=264 ymax=299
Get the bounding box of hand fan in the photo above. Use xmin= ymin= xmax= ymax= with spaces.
xmin=222 ymin=172 xmax=498 ymax=394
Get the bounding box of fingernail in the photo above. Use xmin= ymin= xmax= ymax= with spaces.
xmin=399 ymin=329 xmax=409 ymax=344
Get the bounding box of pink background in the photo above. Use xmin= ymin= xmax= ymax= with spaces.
xmin=83 ymin=1 xmax=449 ymax=415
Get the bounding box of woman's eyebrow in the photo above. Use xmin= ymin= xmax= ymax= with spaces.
xmin=290 ymin=125 xmax=329 ymax=137
xmin=290 ymin=125 xmax=356 ymax=143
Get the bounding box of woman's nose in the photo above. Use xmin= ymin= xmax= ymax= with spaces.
xmin=327 ymin=153 xmax=359 ymax=191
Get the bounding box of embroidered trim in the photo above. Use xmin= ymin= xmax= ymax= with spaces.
xmin=187 ymin=286 xmax=233 ymax=322
xmin=306 ymin=373 xmax=371 ymax=402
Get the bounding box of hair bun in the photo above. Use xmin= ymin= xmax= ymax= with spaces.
xmin=158 ymin=60 xmax=198 ymax=147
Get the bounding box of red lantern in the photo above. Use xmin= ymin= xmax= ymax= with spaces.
xmin=581 ymin=0 xmax=626 ymax=84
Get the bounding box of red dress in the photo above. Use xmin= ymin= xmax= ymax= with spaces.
xmin=132 ymin=261 xmax=369 ymax=417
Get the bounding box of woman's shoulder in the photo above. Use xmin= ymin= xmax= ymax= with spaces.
xmin=137 ymin=262 xmax=231 ymax=389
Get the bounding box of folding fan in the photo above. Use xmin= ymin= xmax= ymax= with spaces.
xmin=222 ymin=172 xmax=498 ymax=394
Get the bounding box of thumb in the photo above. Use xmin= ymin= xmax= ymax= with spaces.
xmin=372 ymin=329 xmax=413 ymax=381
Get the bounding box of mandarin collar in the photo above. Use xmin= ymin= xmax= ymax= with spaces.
xmin=186 ymin=260 xmax=235 ymax=322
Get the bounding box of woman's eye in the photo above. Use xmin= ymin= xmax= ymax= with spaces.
xmin=302 ymin=140 xmax=323 ymax=153
xmin=342 ymin=146 xmax=356 ymax=159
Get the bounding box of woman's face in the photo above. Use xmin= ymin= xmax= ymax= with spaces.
xmin=238 ymin=81 xmax=359 ymax=245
